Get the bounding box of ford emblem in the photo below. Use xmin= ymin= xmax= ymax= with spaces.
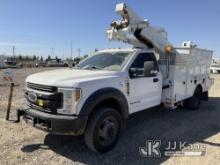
xmin=28 ymin=91 xmax=37 ymax=102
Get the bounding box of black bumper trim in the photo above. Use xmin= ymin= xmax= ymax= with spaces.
xmin=19 ymin=108 xmax=88 ymax=135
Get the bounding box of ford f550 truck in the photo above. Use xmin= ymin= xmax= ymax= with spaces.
xmin=17 ymin=3 xmax=213 ymax=153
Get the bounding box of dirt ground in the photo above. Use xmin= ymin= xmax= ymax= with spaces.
xmin=0 ymin=68 xmax=220 ymax=165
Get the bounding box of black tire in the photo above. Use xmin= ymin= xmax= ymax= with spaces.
xmin=84 ymin=108 xmax=122 ymax=153
xmin=185 ymin=87 xmax=202 ymax=110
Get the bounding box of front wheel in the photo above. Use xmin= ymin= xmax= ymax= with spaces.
xmin=185 ymin=87 xmax=202 ymax=110
xmin=84 ymin=108 xmax=122 ymax=153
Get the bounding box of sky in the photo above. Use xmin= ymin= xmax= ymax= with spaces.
xmin=0 ymin=0 xmax=219 ymax=58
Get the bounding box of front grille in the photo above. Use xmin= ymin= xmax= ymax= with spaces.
xmin=28 ymin=103 xmax=54 ymax=113
xmin=25 ymin=89 xmax=63 ymax=114
xmin=27 ymin=82 xmax=57 ymax=92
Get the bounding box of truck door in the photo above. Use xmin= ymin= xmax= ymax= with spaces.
xmin=128 ymin=52 xmax=162 ymax=113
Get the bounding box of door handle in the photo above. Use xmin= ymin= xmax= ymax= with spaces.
xmin=153 ymin=78 xmax=159 ymax=83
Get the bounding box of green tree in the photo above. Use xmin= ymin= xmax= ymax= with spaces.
xmin=18 ymin=55 xmax=22 ymax=60
xmin=46 ymin=55 xmax=51 ymax=62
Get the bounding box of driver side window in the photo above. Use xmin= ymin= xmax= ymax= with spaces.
xmin=129 ymin=53 xmax=157 ymax=78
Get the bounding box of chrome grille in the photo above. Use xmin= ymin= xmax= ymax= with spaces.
xmin=26 ymin=82 xmax=57 ymax=92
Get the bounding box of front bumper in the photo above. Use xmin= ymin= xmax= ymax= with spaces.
xmin=17 ymin=108 xmax=88 ymax=135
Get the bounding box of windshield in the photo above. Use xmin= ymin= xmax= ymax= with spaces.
xmin=78 ymin=51 xmax=133 ymax=71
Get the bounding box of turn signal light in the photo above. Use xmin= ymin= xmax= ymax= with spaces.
xmin=164 ymin=45 xmax=174 ymax=53
xmin=75 ymin=89 xmax=82 ymax=103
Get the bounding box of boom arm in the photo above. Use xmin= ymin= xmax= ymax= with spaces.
xmin=107 ymin=3 xmax=175 ymax=54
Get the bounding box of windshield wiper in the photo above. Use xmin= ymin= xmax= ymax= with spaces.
xmin=78 ymin=65 xmax=103 ymax=70
xmin=89 ymin=66 xmax=103 ymax=70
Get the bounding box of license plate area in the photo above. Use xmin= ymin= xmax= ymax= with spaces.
xmin=25 ymin=115 xmax=34 ymax=126
xmin=24 ymin=115 xmax=52 ymax=131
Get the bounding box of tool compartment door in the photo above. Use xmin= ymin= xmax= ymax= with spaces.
xmin=172 ymin=53 xmax=189 ymax=102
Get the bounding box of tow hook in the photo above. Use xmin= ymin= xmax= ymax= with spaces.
xmin=15 ymin=109 xmax=25 ymax=123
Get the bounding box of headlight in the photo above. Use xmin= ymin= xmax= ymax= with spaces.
xmin=57 ymin=88 xmax=82 ymax=114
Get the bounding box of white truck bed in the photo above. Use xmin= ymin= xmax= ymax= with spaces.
xmin=161 ymin=47 xmax=213 ymax=108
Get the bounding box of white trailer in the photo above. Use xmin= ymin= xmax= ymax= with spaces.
xmin=17 ymin=3 xmax=213 ymax=153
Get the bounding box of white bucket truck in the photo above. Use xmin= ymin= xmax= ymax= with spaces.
xmin=17 ymin=3 xmax=213 ymax=152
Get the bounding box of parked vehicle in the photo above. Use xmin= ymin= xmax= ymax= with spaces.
xmin=210 ymin=65 xmax=220 ymax=74
xmin=4 ymin=57 xmax=22 ymax=68
xmin=46 ymin=59 xmax=68 ymax=67
xmin=210 ymin=59 xmax=220 ymax=74
xmin=17 ymin=3 xmax=213 ymax=153
xmin=35 ymin=61 xmax=46 ymax=68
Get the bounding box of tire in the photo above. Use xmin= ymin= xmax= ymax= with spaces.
xmin=185 ymin=87 xmax=202 ymax=110
xmin=84 ymin=107 xmax=122 ymax=153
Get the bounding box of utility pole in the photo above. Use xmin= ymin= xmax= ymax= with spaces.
xmin=78 ymin=48 xmax=80 ymax=58
xmin=51 ymin=47 xmax=54 ymax=58
xmin=70 ymin=40 xmax=73 ymax=60
xmin=12 ymin=46 xmax=15 ymax=58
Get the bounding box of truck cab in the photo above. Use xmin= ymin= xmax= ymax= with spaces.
xmin=21 ymin=48 xmax=162 ymax=152
xmin=17 ymin=3 xmax=213 ymax=153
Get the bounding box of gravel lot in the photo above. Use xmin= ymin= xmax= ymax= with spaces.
xmin=0 ymin=68 xmax=220 ymax=165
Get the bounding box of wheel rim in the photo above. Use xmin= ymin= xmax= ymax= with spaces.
xmin=97 ymin=116 xmax=118 ymax=146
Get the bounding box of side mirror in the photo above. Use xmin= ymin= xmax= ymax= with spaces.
xmin=129 ymin=68 xmax=143 ymax=78
xmin=144 ymin=61 xmax=157 ymax=77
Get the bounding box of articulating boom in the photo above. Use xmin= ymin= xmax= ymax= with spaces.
xmin=107 ymin=3 xmax=175 ymax=54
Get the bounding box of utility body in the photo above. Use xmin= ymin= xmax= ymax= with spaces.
xmin=17 ymin=3 xmax=213 ymax=152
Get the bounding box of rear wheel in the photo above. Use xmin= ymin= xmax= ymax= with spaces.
xmin=185 ymin=87 xmax=202 ymax=110
xmin=84 ymin=108 xmax=122 ymax=153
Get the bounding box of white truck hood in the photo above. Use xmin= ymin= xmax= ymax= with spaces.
xmin=26 ymin=68 xmax=119 ymax=87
